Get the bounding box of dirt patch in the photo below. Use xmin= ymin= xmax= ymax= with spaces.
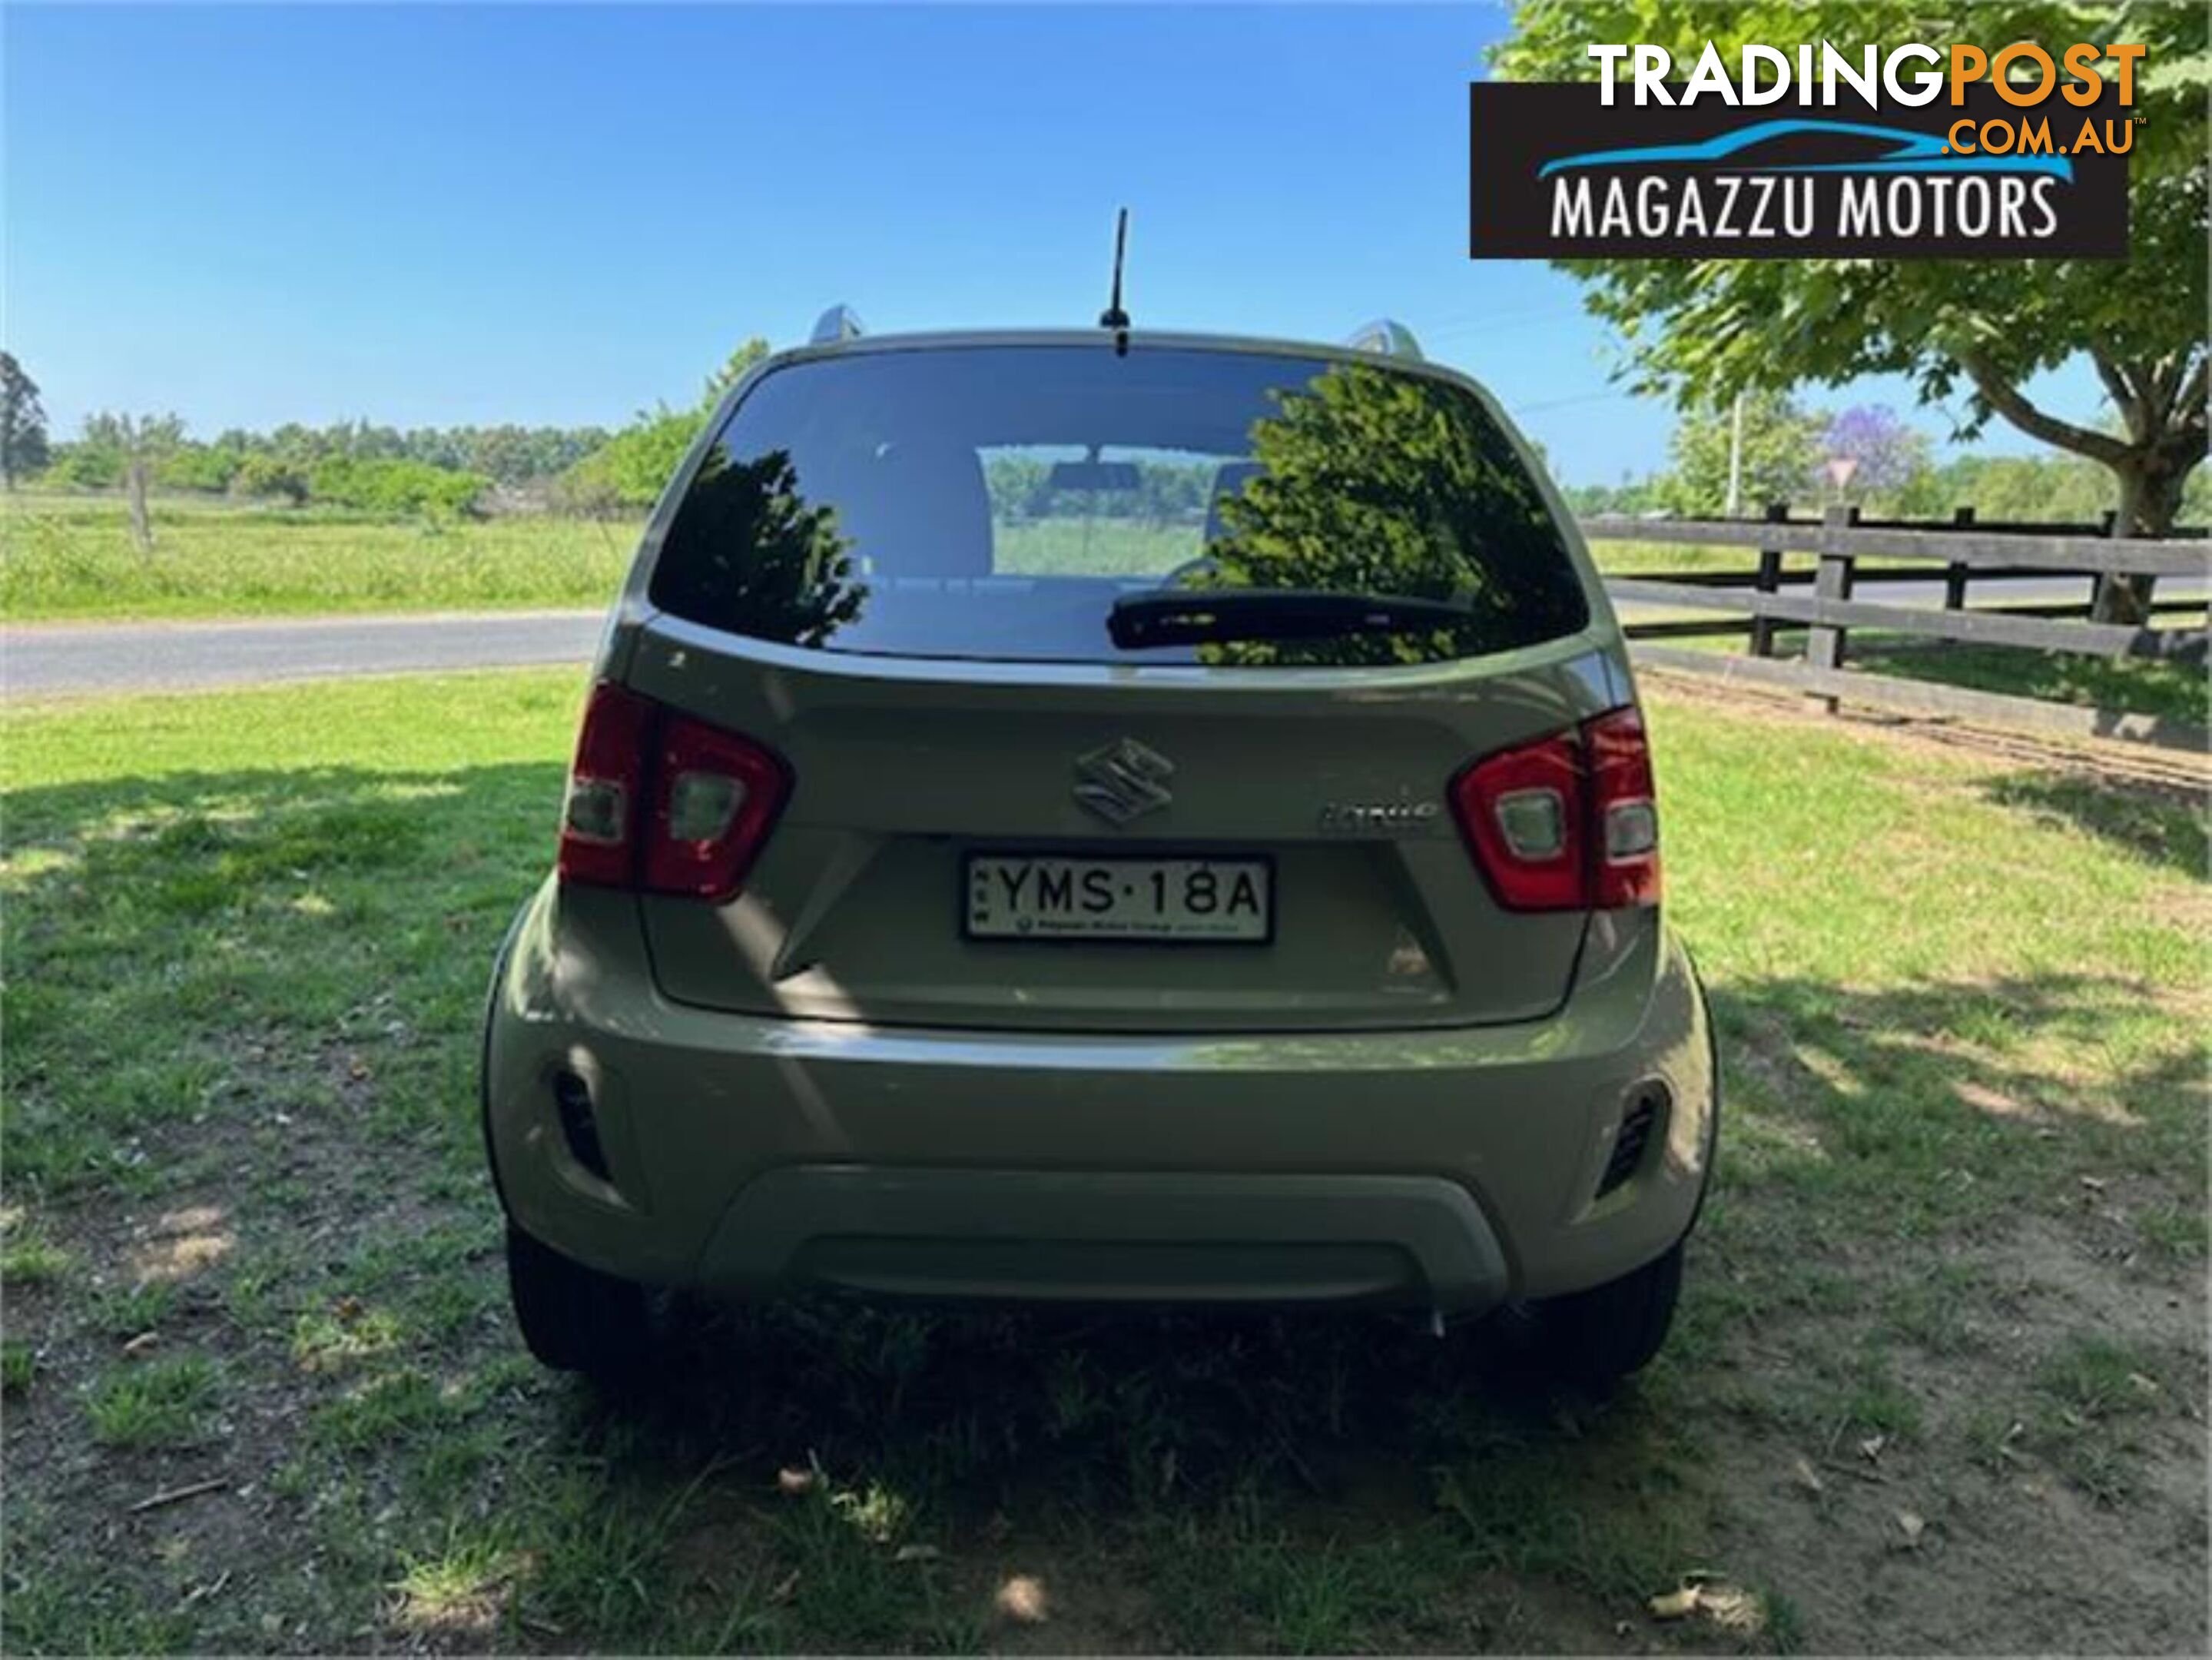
xmin=0 ymin=1051 xmax=490 ymax=1653
xmin=1700 ymin=1205 xmax=2207 ymax=1655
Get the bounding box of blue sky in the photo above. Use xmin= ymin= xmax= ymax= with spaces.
xmin=5 ymin=2 xmax=2101 ymax=484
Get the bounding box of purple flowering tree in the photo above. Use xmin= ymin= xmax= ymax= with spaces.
xmin=1819 ymin=407 xmax=1931 ymax=508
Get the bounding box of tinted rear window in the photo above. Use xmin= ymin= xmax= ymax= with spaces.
xmin=648 ymin=344 xmax=1589 ymax=667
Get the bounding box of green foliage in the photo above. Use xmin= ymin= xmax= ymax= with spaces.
xmin=158 ymin=443 xmax=244 ymax=494
xmin=1560 ymin=473 xmax=1669 ymax=516
xmin=39 ymin=443 xmax=124 ymax=490
xmin=307 ymin=454 xmax=489 ymax=516
xmin=231 ymin=452 xmax=310 ymax=505
xmin=1942 ymin=451 xmax=2117 ymax=522
xmin=1494 ymin=4 xmax=2208 ymax=530
xmin=41 ymin=419 xmax=611 ymax=500
xmin=1205 ymin=364 xmax=1579 ymax=663
xmin=227 ymin=417 xmax=607 ymax=482
xmin=559 ymin=408 xmax=702 ymax=511
xmin=653 ymin=447 xmax=867 ymax=645
xmin=1660 ymin=393 xmax=1825 ymax=516
xmin=2 ymin=350 xmax=50 ymax=486
xmin=702 ymin=337 xmax=773 ymax=402
xmin=1581 ymin=441 xmax=2205 ymax=526
xmin=81 ymin=411 xmax=184 ymax=456
xmin=398 ymin=422 xmax=610 ymax=483
xmin=986 ymin=452 xmax=1216 ymax=528
xmin=561 ymin=336 xmax=772 ymax=510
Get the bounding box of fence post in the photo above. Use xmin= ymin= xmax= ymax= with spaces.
xmin=2095 ymin=510 xmax=2120 ymax=616
xmin=1945 ymin=506 xmax=1973 ymax=609
xmin=1806 ymin=504 xmax=1859 ymax=713
xmin=1749 ymin=500 xmax=1788 ymax=657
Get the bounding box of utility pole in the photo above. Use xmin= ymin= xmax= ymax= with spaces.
xmin=1725 ymin=390 xmax=1745 ymax=518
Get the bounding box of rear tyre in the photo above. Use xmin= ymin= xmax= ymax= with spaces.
xmin=506 ymin=1223 xmax=653 ymax=1383
xmin=1532 ymin=1240 xmax=1683 ymax=1388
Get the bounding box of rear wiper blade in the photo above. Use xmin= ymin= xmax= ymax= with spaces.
xmin=1107 ymin=587 xmax=1473 ymax=650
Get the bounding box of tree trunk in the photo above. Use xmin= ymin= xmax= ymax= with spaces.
xmin=125 ymin=456 xmax=154 ymax=555
xmin=1957 ymin=347 xmax=2200 ymax=629
xmin=2091 ymin=456 xmax=2187 ymax=625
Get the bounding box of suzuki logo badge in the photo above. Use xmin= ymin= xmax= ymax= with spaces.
xmin=1073 ymin=737 xmax=1174 ymax=825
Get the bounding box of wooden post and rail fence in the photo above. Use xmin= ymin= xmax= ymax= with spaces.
xmin=1577 ymin=505 xmax=2210 ymax=751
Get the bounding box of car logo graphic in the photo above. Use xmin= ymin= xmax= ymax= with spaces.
xmin=1537 ymin=118 xmax=2074 ymax=182
xmin=1073 ymin=738 xmax=1174 ymax=825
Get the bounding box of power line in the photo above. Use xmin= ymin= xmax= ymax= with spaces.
xmin=1510 ymin=389 xmax=1641 ymax=416
xmin=1421 ymin=305 xmax=1588 ymax=344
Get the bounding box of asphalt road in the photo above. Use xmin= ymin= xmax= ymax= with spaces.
xmin=2 ymin=576 xmax=2197 ymax=698
xmin=2 ymin=611 xmax=605 ymax=698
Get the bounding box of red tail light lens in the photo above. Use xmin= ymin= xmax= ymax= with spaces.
xmin=642 ymin=714 xmax=790 ymax=898
xmin=557 ymin=682 xmax=790 ymax=901
xmin=1585 ymin=707 xmax=1660 ymax=908
xmin=1451 ymin=732 xmax=1587 ymax=911
xmin=1451 ymin=706 xmax=1660 ymax=912
xmin=558 ymin=683 xmax=655 ymax=888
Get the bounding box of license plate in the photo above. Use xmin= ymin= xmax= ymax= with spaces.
xmin=963 ymin=855 xmax=1273 ymax=944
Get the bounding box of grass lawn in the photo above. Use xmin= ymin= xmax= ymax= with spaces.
xmin=2 ymin=672 xmax=2207 ymax=1655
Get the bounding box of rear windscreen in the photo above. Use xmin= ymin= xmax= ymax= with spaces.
xmin=648 ymin=344 xmax=1590 ymax=667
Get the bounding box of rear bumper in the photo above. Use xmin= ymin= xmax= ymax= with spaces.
xmin=704 ymin=1168 xmax=1510 ymax=1309
xmin=484 ymin=880 xmax=1716 ymax=1313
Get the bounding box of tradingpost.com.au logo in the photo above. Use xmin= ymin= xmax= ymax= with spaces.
xmin=1469 ymin=39 xmax=2142 ymax=258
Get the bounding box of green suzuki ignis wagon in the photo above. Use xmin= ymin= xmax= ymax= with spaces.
xmin=483 ymin=313 xmax=1717 ymax=1386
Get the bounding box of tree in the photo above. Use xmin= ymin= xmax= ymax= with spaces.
xmin=703 ymin=338 xmax=772 ymax=402
xmin=159 ymin=442 xmax=244 ymax=494
xmin=1660 ymin=392 xmax=1824 ymax=516
xmin=84 ymin=412 xmax=186 ymax=552
xmin=559 ymin=410 xmax=703 ymax=512
xmin=649 ymin=446 xmax=867 ymax=648
xmin=1 ymin=353 xmax=51 ymax=487
xmin=232 ymin=453 xmax=309 ymax=506
xmin=562 ymin=338 xmax=775 ymax=512
xmin=1820 ymin=406 xmax=1935 ymax=509
xmin=1494 ymin=3 xmax=2209 ymax=620
xmin=1203 ymin=363 xmax=1586 ymax=665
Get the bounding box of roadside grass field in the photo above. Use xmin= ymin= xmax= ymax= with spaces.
xmin=2 ymin=494 xmax=637 ymax=621
xmin=3 ymin=673 xmax=2207 ymax=1651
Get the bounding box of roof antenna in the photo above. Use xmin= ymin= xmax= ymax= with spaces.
xmin=1098 ymin=208 xmax=1131 ymax=356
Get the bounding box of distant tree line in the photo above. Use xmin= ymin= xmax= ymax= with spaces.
xmin=982 ymin=453 xmax=1217 ymax=527
xmin=12 ymin=339 xmax=2201 ymax=534
xmin=35 ymin=413 xmax=613 ymax=514
xmin=1559 ymin=396 xmax=2210 ymax=528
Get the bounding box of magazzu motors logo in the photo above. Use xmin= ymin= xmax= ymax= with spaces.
xmin=1469 ymin=39 xmax=2141 ymax=258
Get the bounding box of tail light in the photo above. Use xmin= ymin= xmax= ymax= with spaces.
xmin=1450 ymin=706 xmax=1660 ymax=911
xmin=557 ymin=682 xmax=790 ymax=900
